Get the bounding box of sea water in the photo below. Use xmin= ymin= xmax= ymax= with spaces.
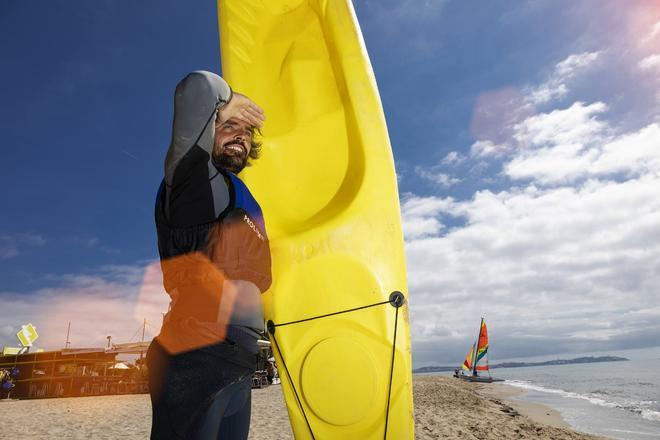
xmin=493 ymin=356 xmax=660 ymax=440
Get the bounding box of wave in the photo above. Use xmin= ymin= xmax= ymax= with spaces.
xmin=504 ymin=380 xmax=660 ymax=422
xmin=604 ymin=428 xmax=660 ymax=437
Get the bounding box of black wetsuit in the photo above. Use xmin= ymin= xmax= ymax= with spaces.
xmin=146 ymin=71 xmax=271 ymax=440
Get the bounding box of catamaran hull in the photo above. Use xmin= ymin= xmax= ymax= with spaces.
xmin=455 ymin=375 xmax=503 ymax=383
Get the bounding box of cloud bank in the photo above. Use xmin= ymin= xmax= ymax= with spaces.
xmin=404 ymin=46 xmax=660 ymax=366
xmin=0 ymin=264 xmax=169 ymax=350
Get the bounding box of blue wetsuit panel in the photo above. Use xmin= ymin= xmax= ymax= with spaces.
xmin=228 ymin=173 xmax=267 ymax=239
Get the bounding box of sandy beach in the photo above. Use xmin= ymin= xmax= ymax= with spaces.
xmin=412 ymin=376 xmax=603 ymax=439
xmin=0 ymin=376 xmax=603 ymax=439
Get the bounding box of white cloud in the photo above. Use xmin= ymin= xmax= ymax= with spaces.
xmin=414 ymin=165 xmax=461 ymax=187
xmin=641 ymin=21 xmax=660 ymax=45
xmin=591 ymin=123 xmax=660 ymax=175
xmin=400 ymin=194 xmax=455 ymax=240
xmin=528 ymin=51 xmax=602 ymax=105
xmin=505 ymin=102 xmax=609 ymax=184
xmin=638 ymin=54 xmax=660 ymax=71
xmin=406 ymin=60 xmax=660 ymax=365
xmin=468 ymin=54 xmax=605 ymax=162
xmin=405 ymin=149 xmax=467 ymax=190
xmin=411 ymin=44 xmax=660 ymax=364
xmin=402 ymin=216 xmax=444 ymax=240
xmin=0 ymin=263 xmax=170 ymax=350
xmin=394 ymin=160 xmax=411 ymax=185
xmin=401 ymin=194 xmax=457 ymax=218
xmin=441 ymin=151 xmax=465 ymax=165
xmin=0 ymin=233 xmax=47 ymax=259
xmin=529 ymin=83 xmax=568 ymax=105
xmin=651 ymin=22 xmax=660 ymax=39
xmin=513 ymin=101 xmax=609 ymax=148
xmin=555 ymin=52 xmax=601 ymax=77
xmin=469 ymin=87 xmax=533 ymax=157
xmin=0 ymin=233 xmax=47 ymax=246
xmin=0 ymin=246 xmax=18 ymax=260
xmin=405 ymin=164 xmax=660 ymax=364
xmin=470 ymin=140 xmax=509 ymax=158
xmin=505 ymin=103 xmax=660 ymax=184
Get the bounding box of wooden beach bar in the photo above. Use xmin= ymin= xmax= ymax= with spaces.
xmin=0 ymin=342 xmax=150 ymax=399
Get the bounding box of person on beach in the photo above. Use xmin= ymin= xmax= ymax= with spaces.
xmin=146 ymin=71 xmax=271 ymax=439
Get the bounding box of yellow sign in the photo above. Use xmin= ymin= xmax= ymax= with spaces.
xmin=16 ymin=323 xmax=39 ymax=347
xmin=2 ymin=347 xmax=22 ymax=355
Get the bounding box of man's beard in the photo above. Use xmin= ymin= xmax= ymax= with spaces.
xmin=212 ymin=150 xmax=248 ymax=174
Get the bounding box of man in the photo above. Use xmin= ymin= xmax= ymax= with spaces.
xmin=146 ymin=71 xmax=271 ymax=439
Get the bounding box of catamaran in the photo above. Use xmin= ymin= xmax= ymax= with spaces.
xmin=454 ymin=318 xmax=503 ymax=383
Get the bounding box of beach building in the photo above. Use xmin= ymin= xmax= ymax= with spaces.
xmin=1 ymin=339 xmax=276 ymax=399
xmin=0 ymin=342 xmax=150 ymax=399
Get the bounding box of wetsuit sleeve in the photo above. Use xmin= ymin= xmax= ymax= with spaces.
xmin=161 ymin=71 xmax=233 ymax=228
xmin=164 ymin=71 xmax=232 ymax=186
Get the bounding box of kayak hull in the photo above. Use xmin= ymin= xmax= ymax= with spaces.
xmin=218 ymin=1 xmax=414 ymax=439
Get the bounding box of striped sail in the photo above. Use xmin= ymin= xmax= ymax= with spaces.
xmin=474 ymin=319 xmax=489 ymax=371
xmin=462 ymin=344 xmax=475 ymax=371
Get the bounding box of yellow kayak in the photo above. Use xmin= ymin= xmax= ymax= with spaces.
xmin=217 ymin=1 xmax=413 ymax=438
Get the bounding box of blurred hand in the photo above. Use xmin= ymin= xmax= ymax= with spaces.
xmin=218 ymin=92 xmax=265 ymax=128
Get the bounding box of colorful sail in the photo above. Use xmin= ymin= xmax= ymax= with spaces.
xmin=455 ymin=318 xmax=502 ymax=382
xmin=462 ymin=344 xmax=475 ymax=371
xmin=475 ymin=319 xmax=489 ymax=363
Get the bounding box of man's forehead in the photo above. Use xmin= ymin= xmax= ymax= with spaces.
xmin=219 ymin=117 xmax=251 ymax=127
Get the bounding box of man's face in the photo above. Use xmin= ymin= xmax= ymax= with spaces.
xmin=212 ymin=117 xmax=254 ymax=174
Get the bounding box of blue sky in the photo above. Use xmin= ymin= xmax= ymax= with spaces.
xmin=2 ymin=1 xmax=659 ymax=366
xmin=0 ymin=1 xmax=222 ymax=282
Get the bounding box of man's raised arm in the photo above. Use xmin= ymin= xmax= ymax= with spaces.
xmin=164 ymin=71 xmax=264 ymax=186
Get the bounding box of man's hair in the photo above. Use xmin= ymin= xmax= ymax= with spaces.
xmin=246 ymin=127 xmax=262 ymax=165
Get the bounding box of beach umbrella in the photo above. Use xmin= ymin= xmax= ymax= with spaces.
xmin=109 ymin=362 xmax=129 ymax=370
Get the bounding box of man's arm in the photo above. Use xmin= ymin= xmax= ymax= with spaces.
xmin=164 ymin=71 xmax=265 ymax=186
xmin=164 ymin=71 xmax=231 ymax=186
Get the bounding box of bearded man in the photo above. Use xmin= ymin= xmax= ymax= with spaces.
xmin=146 ymin=71 xmax=271 ymax=440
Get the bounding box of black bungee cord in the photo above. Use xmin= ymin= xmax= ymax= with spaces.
xmin=267 ymin=291 xmax=406 ymax=440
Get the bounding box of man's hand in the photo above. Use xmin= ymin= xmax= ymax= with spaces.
xmin=218 ymin=92 xmax=265 ymax=128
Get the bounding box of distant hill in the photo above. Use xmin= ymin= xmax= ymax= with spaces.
xmin=413 ymin=355 xmax=629 ymax=374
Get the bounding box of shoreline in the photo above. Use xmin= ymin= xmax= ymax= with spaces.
xmin=474 ymin=380 xmax=570 ymax=429
xmin=0 ymin=376 xmax=605 ymax=439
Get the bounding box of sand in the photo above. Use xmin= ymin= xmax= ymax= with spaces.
xmin=0 ymin=393 xmax=151 ymax=439
xmin=248 ymin=384 xmax=294 ymax=439
xmin=0 ymin=376 xmax=604 ymax=439
xmin=413 ymin=376 xmax=604 ymax=439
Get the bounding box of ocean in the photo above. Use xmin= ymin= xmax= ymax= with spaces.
xmin=492 ymin=357 xmax=660 ymax=440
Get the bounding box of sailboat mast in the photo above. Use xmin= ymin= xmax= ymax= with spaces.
xmin=472 ymin=317 xmax=483 ymax=376
xmin=65 ymin=321 xmax=71 ymax=349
